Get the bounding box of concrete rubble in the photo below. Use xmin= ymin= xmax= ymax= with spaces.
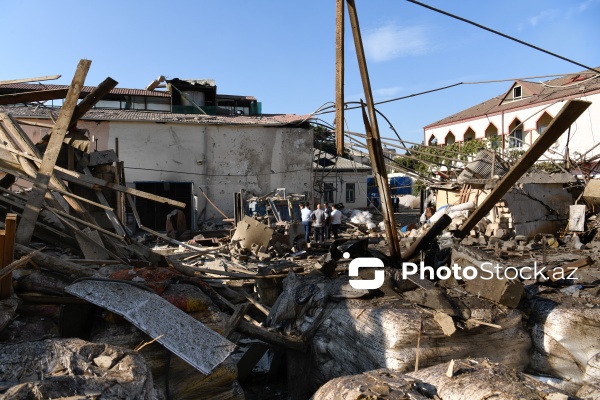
xmin=0 ymin=68 xmax=598 ymax=400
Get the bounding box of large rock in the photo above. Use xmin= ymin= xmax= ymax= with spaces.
xmin=0 ymin=338 xmax=154 ymax=399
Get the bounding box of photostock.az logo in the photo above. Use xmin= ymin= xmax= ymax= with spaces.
xmin=346 ymin=253 xmax=385 ymax=290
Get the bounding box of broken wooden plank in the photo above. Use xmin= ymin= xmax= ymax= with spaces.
xmin=0 ymin=249 xmax=40 ymax=280
xmin=237 ymin=319 xmax=307 ymax=351
xmin=0 ymin=141 xmax=185 ymax=209
xmin=14 ymin=243 xmax=95 ymax=279
xmin=0 ymin=196 xmax=75 ymax=246
xmin=14 ymin=119 xmax=55 ymax=129
xmin=65 ymin=280 xmax=236 ymax=375
xmin=0 ymin=116 xmax=106 ymax=217
xmin=0 ymin=214 xmax=16 ymax=298
xmin=83 ymin=167 xmax=126 ymax=236
xmin=457 ymin=100 xmax=592 ymax=239
xmin=0 ymin=89 xmax=69 ymax=106
xmin=224 ymin=303 xmax=251 ymax=338
xmin=44 ymin=205 xmax=123 ymax=240
xmin=0 ymin=75 xmax=61 ymax=85
xmin=68 ymin=77 xmax=118 ymax=130
xmin=335 ymin=0 xmax=345 ymax=156
xmin=16 ymin=59 xmax=91 ymax=245
xmin=348 ymin=0 xmax=400 ymax=258
xmin=238 ymin=288 xmax=271 ymax=316
xmin=44 ymin=208 xmax=126 ymax=264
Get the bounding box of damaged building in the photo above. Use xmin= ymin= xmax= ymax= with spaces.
xmin=0 ymin=12 xmax=599 ymax=398
xmin=0 ymin=77 xmax=314 ymax=231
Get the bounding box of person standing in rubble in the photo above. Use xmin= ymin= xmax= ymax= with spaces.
xmin=300 ymin=202 xmax=312 ymax=243
xmin=330 ymin=204 xmax=342 ymax=239
xmin=323 ymin=201 xmax=333 ymax=240
xmin=310 ymin=203 xmax=328 ymax=243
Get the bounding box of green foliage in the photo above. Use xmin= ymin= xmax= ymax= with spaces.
xmin=393 ymin=139 xmax=496 ymax=194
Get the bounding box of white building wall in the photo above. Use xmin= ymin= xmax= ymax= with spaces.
xmin=425 ymin=92 xmax=600 ymax=159
xmin=107 ymin=121 xmax=313 ymax=224
xmin=319 ymin=172 xmax=370 ymax=208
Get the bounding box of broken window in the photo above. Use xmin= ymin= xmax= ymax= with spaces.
xmin=346 ymin=183 xmax=355 ymax=203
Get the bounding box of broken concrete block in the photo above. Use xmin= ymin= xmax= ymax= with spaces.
xmin=231 ymin=216 xmax=273 ymax=250
xmin=433 ymin=311 xmax=456 ymax=336
xmin=0 ymin=338 xmax=154 ymax=399
xmin=465 ymin=273 xmax=523 ymax=308
xmin=453 ymin=248 xmax=524 ymax=308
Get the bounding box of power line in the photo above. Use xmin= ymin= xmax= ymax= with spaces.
xmin=406 ymin=0 xmax=600 ymax=75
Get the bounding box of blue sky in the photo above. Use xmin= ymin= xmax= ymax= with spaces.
xmin=2 ymin=0 xmax=599 ymax=145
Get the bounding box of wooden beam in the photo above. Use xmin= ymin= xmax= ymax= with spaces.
xmin=16 ymin=59 xmax=91 ymax=245
xmin=0 ymin=177 xmax=112 ymax=211
xmin=69 ymin=77 xmax=118 ymax=129
xmin=0 ymin=141 xmax=186 ymax=209
xmin=0 ymin=75 xmax=61 ymax=85
xmin=14 ymin=119 xmax=56 ymax=129
xmin=346 ymin=0 xmax=400 ymax=258
xmin=335 ymin=0 xmax=345 ymax=156
xmin=44 ymin=205 xmax=124 ymax=240
xmin=1 ymin=114 xmax=100 ymax=222
xmin=224 ymin=303 xmax=251 ymax=338
xmin=0 ymin=89 xmax=69 ymax=105
xmin=0 ymin=214 xmax=16 ymax=298
xmin=82 ymin=167 xmax=126 ymax=236
xmin=14 ymin=243 xmax=95 ymax=279
xmin=0 ymin=249 xmax=39 ymax=280
xmin=457 ymin=100 xmax=591 ymax=238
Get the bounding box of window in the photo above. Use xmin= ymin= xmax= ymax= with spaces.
xmin=513 ymin=86 xmax=522 ymax=99
xmin=346 ymin=183 xmax=355 ymax=203
xmin=509 ymin=129 xmax=523 ymax=148
xmin=324 ymin=183 xmax=335 ymax=203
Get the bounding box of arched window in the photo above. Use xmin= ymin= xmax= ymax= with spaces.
xmin=445 ymin=132 xmax=455 ymax=145
xmin=463 ymin=128 xmax=475 ymax=142
xmin=428 ymin=136 xmax=438 ymax=146
xmin=485 ymin=123 xmax=499 ymax=148
xmin=508 ymin=119 xmax=523 ymax=148
xmin=537 ymin=112 xmax=553 ymax=135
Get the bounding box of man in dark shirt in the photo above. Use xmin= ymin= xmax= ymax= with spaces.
xmin=323 ymin=201 xmax=332 ymax=240
xmin=310 ymin=203 xmax=328 ymax=243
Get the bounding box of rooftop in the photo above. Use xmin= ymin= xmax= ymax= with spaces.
xmin=313 ymin=149 xmax=372 ymax=171
xmin=425 ymin=68 xmax=600 ymax=129
xmin=0 ymin=104 xmax=311 ymax=127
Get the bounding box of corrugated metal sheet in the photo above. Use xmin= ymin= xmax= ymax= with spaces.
xmin=458 ymin=149 xmax=510 ymax=183
xmin=65 ymin=280 xmax=235 ymax=375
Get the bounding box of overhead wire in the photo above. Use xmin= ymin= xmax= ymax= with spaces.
xmin=405 ymin=0 xmax=600 ymax=75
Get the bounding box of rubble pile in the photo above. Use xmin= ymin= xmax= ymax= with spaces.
xmin=0 ymin=68 xmax=599 ymax=400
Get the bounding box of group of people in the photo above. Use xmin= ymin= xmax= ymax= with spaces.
xmin=299 ymin=201 xmax=342 ymax=243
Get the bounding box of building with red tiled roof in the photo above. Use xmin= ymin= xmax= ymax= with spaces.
xmin=423 ymin=68 xmax=600 ymax=159
xmin=0 ymin=79 xmax=313 ymax=227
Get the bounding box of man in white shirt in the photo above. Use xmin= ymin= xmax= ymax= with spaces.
xmin=300 ymin=202 xmax=312 ymax=243
xmin=330 ymin=204 xmax=342 ymax=239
